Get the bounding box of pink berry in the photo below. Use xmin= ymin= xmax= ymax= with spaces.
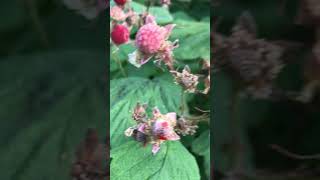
xmin=114 ymin=0 xmax=126 ymax=6
xmin=160 ymin=0 xmax=171 ymax=6
xmin=135 ymin=23 xmax=166 ymax=54
xmin=110 ymin=6 xmax=126 ymax=21
xmin=111 ymin=24 xmax=129 ymax=45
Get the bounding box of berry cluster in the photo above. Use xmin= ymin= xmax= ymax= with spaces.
xmin=110 ymin=0 xmax=178 ymax=69
xmin=125 ymin=103 xmax=198 ymax=155
xmin=110 ymin=0 xmax=138 ymax=46
xmin=129 ymin=15 xmax=178 ymax=69
xmin=110 ymin=0 xmax=210 ymax=155
xmin=170 ymin=60 xmax=210 ymax=94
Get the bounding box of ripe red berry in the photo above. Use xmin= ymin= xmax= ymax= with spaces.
xmin=111 ymin=24 xmax=129 ymax=45
xmin=114 ymin=0 xmax=127 ymax=6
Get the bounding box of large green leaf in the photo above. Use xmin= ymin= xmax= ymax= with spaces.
xmin=111 ymin=141 xmax=200 ymax=180
xmin=110 ymin=77 xmax=181 ymax=148
xmin=110 ymin=77 xmax=200 ymax=179
xmin=0 ymin=51 xmax=106 ymax=180
xmin=171 ymin=20 xmax=210 ymax=60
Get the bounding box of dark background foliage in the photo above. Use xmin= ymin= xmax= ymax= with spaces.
xmin=0 ymin=0 xmax=107 ymax=179
xmin=213 ymin=0 xmax=320 ymax=179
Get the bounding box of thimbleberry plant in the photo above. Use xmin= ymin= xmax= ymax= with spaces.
xmin=110 ymin=0 xmax=210 ymax=179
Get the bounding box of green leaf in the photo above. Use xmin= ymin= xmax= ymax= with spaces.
xmin=110 ymin=44 xmax=136 ymax=72
xmin=110 ymin=77 xmax=181 ymax=148
xmin=111 ymin=141 xmax=200 ymax=180
xmin=171 ymin=20 xmax=210 ymax=60
xmin=116 ymin=44 xmax=136 ymax=61
xmin=192 ymin=130 xmax=210 ymax=178
xmin=0 ymin=51 xmax=106 ymax=180
xmin=126 ymin=62 xmax=163 ymax=78
xmin=130 ymin=1 xmax=173 ymax=24
xmin=149 ymin=7 xmax=174 ymax=24
xmin=172 ymin=12 xmax=195 ymax=21
xmin=110 ymin=77 xmax=200 ymax=179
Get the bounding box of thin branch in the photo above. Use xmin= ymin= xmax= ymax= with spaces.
xmin=194 ymin=107 xmax=210 ymax=113
xmin=25 ymin=0 xmax=49 ymax=48
xmin=270 ymin=144 xmax=320 ymax=160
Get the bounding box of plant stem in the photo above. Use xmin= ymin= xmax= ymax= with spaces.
xmin=112 ymin=49 xmax=127 ymax=77
xmin=146 ymin=0 xmax=155 ymax=13
xmin=229 ymin=87 xmax=245 ymax=173
xmin=180 ymin=89 xmax=186 ymax=115
xmin=25 ymin=0 xmax=49 ymax=48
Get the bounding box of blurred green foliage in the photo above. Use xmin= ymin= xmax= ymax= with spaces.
xmin=0 ymin=0 xmax=107 ymax=179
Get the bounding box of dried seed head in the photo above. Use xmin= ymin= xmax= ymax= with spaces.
xmin=132 ymin=103 xmax=148 ymax=122
xmin=125 ymin=9 xmax=139 ymax=27
xmin=125 ymin=104 xmax=184 ymax=155
xmin=171 ymin=66 xmax=199 ymax=93
xmin=203 ymin=76 xmax=210 ymax=94
xmin=175 ymin=117 xmax=198 ymax=136
xmin=202 ymin=60 xmax=211 ymax=94
xmin=124 ymin=127 xmax=135 ymax=136
xmin=214 ymin=12 xmax=285 ymax=99
xmin=305 ymin=0 xmax=320 ymax=18
xmin=155 ymin=39 xmax=178 ymax=69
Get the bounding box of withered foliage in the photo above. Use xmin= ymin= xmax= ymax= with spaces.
xmin=295 ymin=0 xmax=320 ymax=103
xmin=213 ymin=1 xmax=320 ymax=180
xmin=71 ymin=128 xmax=107 ymax=180
xmin=296 ymin=0 xmax=320 ymax=25
xmin=214 ymin=12 xmax=286 ymax=99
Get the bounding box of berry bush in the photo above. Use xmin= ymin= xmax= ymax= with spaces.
xmin=110 ymin=0 xmax=210 ymax=179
